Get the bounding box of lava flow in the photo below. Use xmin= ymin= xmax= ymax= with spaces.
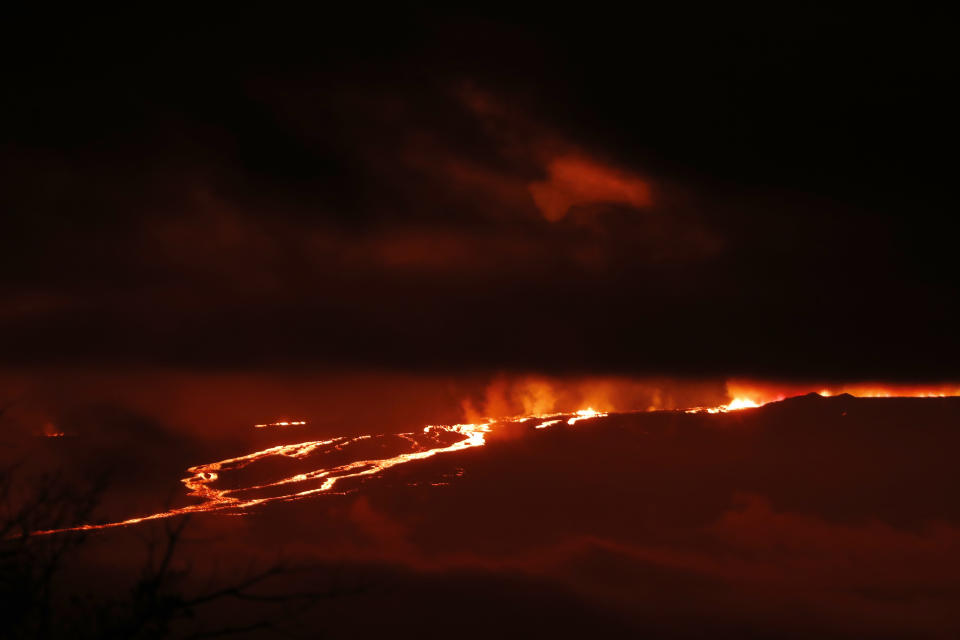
xmin=31 ymin=409 xmax=608 ymax=537
xmin=28 ymin=381 xmax=960 ymax=537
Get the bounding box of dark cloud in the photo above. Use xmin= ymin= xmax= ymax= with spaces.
xmin=0 ymin=8 xmax=956 ymax=379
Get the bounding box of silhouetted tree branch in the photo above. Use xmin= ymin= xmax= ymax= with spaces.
xmin=1 ymin=465 xmax=362 ymax=639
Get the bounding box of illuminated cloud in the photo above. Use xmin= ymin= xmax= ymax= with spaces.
xmin=528 ymin=155 xmax=653 ymax=221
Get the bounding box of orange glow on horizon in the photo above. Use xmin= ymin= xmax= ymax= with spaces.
xmin=686 ymin=381 xmax=960 ymax=414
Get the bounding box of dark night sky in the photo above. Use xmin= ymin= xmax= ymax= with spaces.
xmin=2 ymin=6 xmax=956 ymax=379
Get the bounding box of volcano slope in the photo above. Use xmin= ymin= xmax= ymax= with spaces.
xmin=278 ymin=394 xmax=960 ymax=638
xmin=10 ymin=393 xmax=960 ymax=638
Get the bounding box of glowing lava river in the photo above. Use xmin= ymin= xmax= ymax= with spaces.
xmin=33 ymin=409 xmax=608 ymax=536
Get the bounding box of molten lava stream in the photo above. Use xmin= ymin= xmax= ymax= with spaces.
xmin=27 ymin=408 xmax=617 ymax=536
xmin=29 ymin=420 xmax=488 ymax=535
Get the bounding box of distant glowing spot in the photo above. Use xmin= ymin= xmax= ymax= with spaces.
xmin=254 ymin=420 xmax=307 ymax=428
xmin=42 ymin=422 xmax=65 ymax=437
